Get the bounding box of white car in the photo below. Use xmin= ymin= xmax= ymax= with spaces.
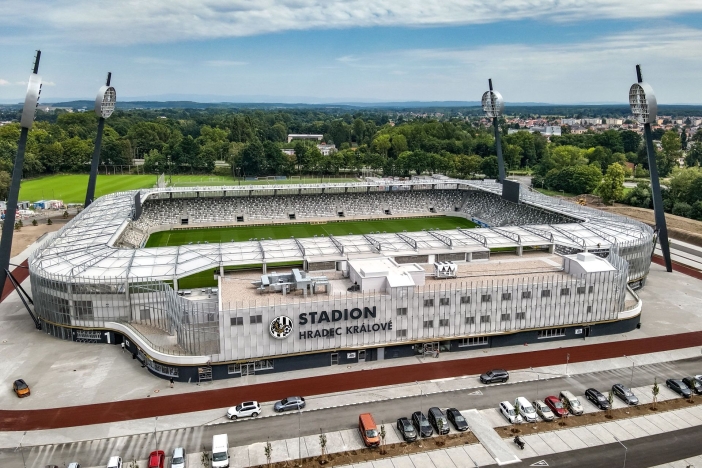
xmin=227 ymin=401 xmax=261 ymax=419
xmin=514 ymin=396 xmax=538 ymax=423
xmin=106 ymin=456 xmax=122 ymax=468
xmin=171 ymin=447 xmax=186 ymax=468
xmin=499 ymin=401 xmax=523 ymax=424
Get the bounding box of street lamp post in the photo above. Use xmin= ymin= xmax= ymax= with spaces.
xmin=482 ymin=79 xmax=506 ymax=183
xmin=0 ymin=51 xmax=42 ymax=295
xmin=15 ymin=431 xmax=27 ymax=468
xmin=614 ymin=435 xmax=627 ymax=468
xmin=629 ymin=65 xmax=672 ymax=272
xmin=565 ymin=353 xmax=570 ymax=376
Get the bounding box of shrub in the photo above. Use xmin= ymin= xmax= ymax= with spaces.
xmin=672 ymin=201 xmax=692 ymax=218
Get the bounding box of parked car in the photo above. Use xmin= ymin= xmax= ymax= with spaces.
xmin=274 ymin=396 xmax=305 ymax=412
xmin=683 ymin=377 xmax=702 ymax=395
xmin=148 ymin=450 xmax=165 ymax=468
xmin=396 ymin=417 xmax=417 ymax=442
xmin=411 ymin=411 xmax=434 ymax=438
xmin=427 ymin=407 xmax=450 ymax=435
xmin=358 ymin=413 xmax=380 ymax=447
xmin=480 ymin=369 xmax=509 ymax=384
xmin=533 ymin=400 xmax=554 ymax=421
xmin=585 ymin=388 xmax=611 ymax=410
xmin=544 ymin=396 xmax=568 ymax=418
xmin=666 ymin=379 xmax=692 ymax=398
xmin=13 ymin=379 xmax=30 ymax=398
xmin=514 ymin=397 xmax=537 ymax=423
xmin=106 ymin=457 xmax=122 ymax=468
xmin=612 ymin=384 xmax=639 ymax=405
xmin=227 ymin=401 xmax=261 ymax=419
xmin=171 ymin=447 xmax=185 ymax=468
xmin=446 ymin=408 xmax=469 ymax=431
xmin=67 ymin=463 xmax=81 ymax=468
xmin=559 ymin=391 xmax=583 ymax=416
xmin=499 ymin=401 xmax=523 ymax=424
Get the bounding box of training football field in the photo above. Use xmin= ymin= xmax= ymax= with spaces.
xmin=145 ymin=216 xmax=477 ymax=247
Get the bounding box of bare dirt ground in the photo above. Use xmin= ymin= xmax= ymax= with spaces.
xmin=0 ymin=215 xmax=73 ymax=258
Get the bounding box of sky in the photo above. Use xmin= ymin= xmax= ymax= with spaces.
xmin=1 ymin=0 xmax=702 ymax=104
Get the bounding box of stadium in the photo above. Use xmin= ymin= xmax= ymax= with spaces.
xmin=28 ymin=176 xmax=654 ymax=381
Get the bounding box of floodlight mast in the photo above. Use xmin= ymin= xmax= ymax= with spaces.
xmin=483 ymin=79 xmax=506 ymax=182
xmin=0 ymin=51 xmax=42 ymax=293
xmin=85 ymin=72 xmax=116 ymax=208
xmin=631 ymin=65 xmax=671 ymax=272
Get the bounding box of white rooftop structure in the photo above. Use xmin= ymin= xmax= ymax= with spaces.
xmin=348 ymin=257 xmax=425 ymax=292
xmin=563 ymin=252 xmax=617 ymax=274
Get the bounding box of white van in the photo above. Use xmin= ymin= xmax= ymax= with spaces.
xmin=514 ymin=397 xmax=538 ymax=423
xmin=211 ymin=434 xmax=229 ymax=468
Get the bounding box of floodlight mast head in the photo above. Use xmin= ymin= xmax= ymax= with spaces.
xmin=629 ymin=65 xmax=657 ymax=125
xmin=20 ymin=50 xmax=42 ymax=129
xmin=95 ymin=72 xmax=116 ymax=119
xmin=481 ymin=79 xmax=504 ymax=119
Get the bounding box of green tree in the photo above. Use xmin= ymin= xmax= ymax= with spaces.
xmin=621 ymin=130 xmax=642 ymax=153
xmin=660 ymin=131 xmax=682 ymax=177
xmin=598 ymin=163 xmax=626 ymax=205
xmin=39 ymin=141 xmax=64 ymax=173
xmin=353 ymin=118 xmax=366 ymax=143
xmin=0 ymin=171 xmax=10 ymax=200
xmin=480 ymin=156 xmax=499 ymax=179
xmin=503 ymin=144 xmax=523 ymax=169
xmin=652 ymin=378 xmax=660 ymax=410
xmin=240 ymin=139 xmax=266 ymax=176
xmin=371 ymin=134 xmax=391 ymax=158
xmin=264 ymin=439 xmax=272 ymax=468
xmin=686 ymin=142 xmax=702 ymax=167
xmin=455 ymin=154 xmax=482 ymax=179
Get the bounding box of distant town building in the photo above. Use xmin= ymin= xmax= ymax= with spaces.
xmin=287 ymin=134 xmax=324 ymax=143
xmin=508 ymin=126 xmax=561 ymax=137
xmin=317 ymin=144 xmax=337 ymax=156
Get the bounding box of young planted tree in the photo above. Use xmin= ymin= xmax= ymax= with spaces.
xmin=652 ymin=378 xmax=660 ymax=410
xmin=47 ymin=218 xmax=53 ymax=225
xmin=379 ymin=424 xmax=387 ymax=454
xmin=264 ymin=439 xmax=273 ymax=468
xmin=512 ymin=403 xmax=521 ymax=433
xmin=607 ymin=391 xmax=614 ymax=418
xmin=319 ymin=428 xmax=328 ymax=462
xmin=31 ymin=219 xmax=37 ymax=226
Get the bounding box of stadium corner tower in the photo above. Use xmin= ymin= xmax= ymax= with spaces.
xmin=29 ymin=177 xmax=653 ymax=381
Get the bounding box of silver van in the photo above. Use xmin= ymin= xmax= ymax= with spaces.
xmin=514 ymin=396 xmax=538 ymax=423
xmin=559 ymin=390 xmax=583 ymax=415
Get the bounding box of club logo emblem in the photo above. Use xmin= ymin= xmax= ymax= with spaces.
xmin=269 ymin=315 xmax=293 ymax=339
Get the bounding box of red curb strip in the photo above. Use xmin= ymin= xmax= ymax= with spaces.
xmin=652 ymin=255 xmax=702 ymax=281
xmin=1 ymin=259 xmax=29 ymax=302
xmin=2 ymin=330 xmax=702 ymax=431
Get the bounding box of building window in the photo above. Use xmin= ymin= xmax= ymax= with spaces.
xmin=576 ymin=286 xmax=586 ymax=295
xmin=541 ymin=290 xmax=551 ymax=298
xmin=587 ymin=305 xmax=592 ymax=313
xmin=423 ymin=320 xmax=434 ymax=328
xmin=231 ymin=317 xmax=244 ymax=326
xmin=75 ymin=329 xmax=102 ymax=341
xmin=480 ymin=315 xmax=490 ymax=323
xmin=560 ymin=288 xmax=570 ymax=296
xmin=502 ymin=292 xmax=512 ymax=301
xmin=461 ymin=296 xmax=471 ymax=304
xmin=250 ymin=315 xmax=263 ymax=324
xmin=589 ymin=285 xmax=594 ymax=294
xmin=481 ymin=294 xmax=492 ymax=303
xmin=522 ymin=291 xmax=532 ymax=299
xmin=459 ymin=336 xmax=489 ymax=347
xmin=146 ymin=359 xmax=179 ymax=377
xmin=465 ymin=316 xmax=475 ymax=325
xmin=396 ymin=329 xmax=408 ymax=338
xmin=396 ymin=307 xmax=408 ymax=316
xmin=228 ymin=360 xmax=273 ymax=374
xmin=515 ymin=312 xmax=526 ymax=320
xmin=538 ymin=328 xmax=566 ymax=339
xmin=424 ymin=299 xmax=434 ymax=307
xmin=500 ymin=313 xmax=511 ymax=321
xmin=439 ymin=297 xmax=450 ymax=306
xmin=74 ymin=300 xmax=94 ymax=319
xmin=439 ymin=318 xmax=450 ymax=326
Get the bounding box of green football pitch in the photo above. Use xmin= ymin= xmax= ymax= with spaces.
xmin=145 ymin=216 xmax=477 ymax=247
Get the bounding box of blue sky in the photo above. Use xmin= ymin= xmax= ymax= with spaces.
xmin=1 ymin=1 xmax=702 ymax=104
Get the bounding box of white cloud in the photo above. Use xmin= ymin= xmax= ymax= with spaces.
xmin=332 ymin=27 xmax=702 ymax=103
xmin=2 ymin=0 xmax=702 ymax=44
xmin=134 ymin=57 xmax=182 ymax=66
xmin=0 ymin=79 xmax=9 ymax=85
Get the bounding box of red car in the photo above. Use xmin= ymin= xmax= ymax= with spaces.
xmin=148 ymin=450 xmax=165 ymax=468
xmin=544 ymin=396 xmax=568 ymax=418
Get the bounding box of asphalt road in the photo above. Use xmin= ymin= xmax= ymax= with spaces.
xmin=2 ymin=357 xmax=701 ymax=468
xmin=515 ymin=424 xmax=702 ymax=467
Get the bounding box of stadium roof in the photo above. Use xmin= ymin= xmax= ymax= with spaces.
xmin=30 ymin=179 xmax=653 ymax=283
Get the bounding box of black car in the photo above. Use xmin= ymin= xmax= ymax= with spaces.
xmin=585 ymin=388 xmax=611 ymax=410
xmin=612 ymin=384 xmax=639 ymax=405
xmin=446 ymin=408 xmax=469 ymax=432
xmin=666 ymin=379 xmax=692 ymax=398
xmin=411 ymin=411 xmax=434 ymax=438
xmin=480 ymin=369 xmax=509 ymax=384
xmin=683 ymin=377 xmax=702 ymax=395
xmin=427 ymin=407 xmax=450 ymax=435
xmin=396 ymin=417 xmax=417 ymax=442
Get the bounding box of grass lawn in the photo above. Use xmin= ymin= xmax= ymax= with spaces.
xmin=169 ymin=175 xmax=358 ymax=186
xmin=145 ymin=216 xmax=477 ymax=247
xmin=534 ymin=187 xmax=578 ymax=198
xmin=19 ymin=174 xmax=161 ymax=203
